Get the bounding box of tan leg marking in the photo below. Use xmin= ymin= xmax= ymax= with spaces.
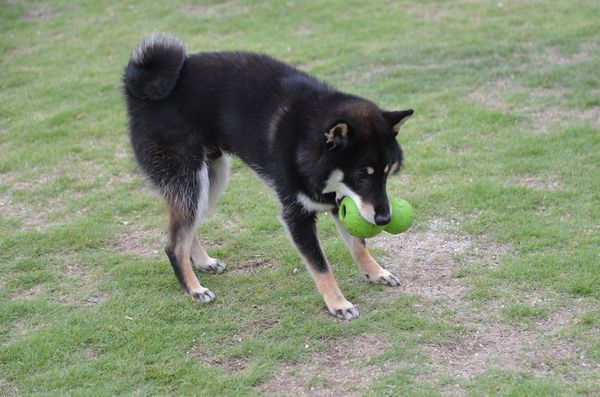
xmin=175 ymin=239 xmax=201 ymax=291
xmin=175 ymin=238 xmax=215 ymax=302
xmin=304 ymin=257 xmax=359 ymax=320
xmin=191 ymin=236 xmax=226 ymax=273
xmin=166 ymin=203 xmax=215 ymax=303
xmin=352 ymin=239 xmax=400 ymax=287
xmin=333 ymin=213 xmax=399 ymax=286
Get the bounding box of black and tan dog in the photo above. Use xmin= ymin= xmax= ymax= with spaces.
xmin=123 ymin=34 xmax=413 ymax=320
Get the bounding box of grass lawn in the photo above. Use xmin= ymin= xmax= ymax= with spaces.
xmin=1 ymin=0 xmax=599 ymax=395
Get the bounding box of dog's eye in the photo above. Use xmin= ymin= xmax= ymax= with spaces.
xmin=354 ymin=169 xmax=368 ymax=178
xmin=354 ymin=167 xmax=375 ymax=179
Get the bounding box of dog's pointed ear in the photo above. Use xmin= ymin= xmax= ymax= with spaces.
xmin=324 ymin=122 xmax=350 ymax=151
xmin=383 ymin=109 xmax=414 ymax=136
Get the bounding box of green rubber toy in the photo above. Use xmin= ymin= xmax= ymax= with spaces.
xmin=338 ymin=197 xmax=383 ymax=238
xmin=384 ymin=198 xmax=414 ymax=234
xmin=338 ymin=197 xmax=413 ymax=238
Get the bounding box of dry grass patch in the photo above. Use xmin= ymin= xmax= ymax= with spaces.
xmin=261 ymin=334 xmax=390 ymax=397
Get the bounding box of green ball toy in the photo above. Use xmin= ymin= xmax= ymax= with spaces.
xmin=385 ymin=198 xmax=414 ymax=234
xmin=338 ymin=197 xmax=413 ymax=238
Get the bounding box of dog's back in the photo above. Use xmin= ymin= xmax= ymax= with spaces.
xmin=124 ymin=36 xmax=329 ymax=176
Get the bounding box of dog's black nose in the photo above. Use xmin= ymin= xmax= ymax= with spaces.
xmin=374 ymin=213 xmax=391 ymax=226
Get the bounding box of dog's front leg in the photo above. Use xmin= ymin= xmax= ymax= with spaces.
xmin=332 ymin=211 xmax=400 ymax=287
xmin=282 ymin=208 xmax=359 ymax=320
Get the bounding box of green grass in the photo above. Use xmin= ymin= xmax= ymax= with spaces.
xmin=1 ymin=0 xmax=599 ymax=395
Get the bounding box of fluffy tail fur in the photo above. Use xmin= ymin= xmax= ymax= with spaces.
xmin=123 ymin=33 xmax=186 ymax=100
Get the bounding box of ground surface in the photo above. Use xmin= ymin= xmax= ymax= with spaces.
xmin=1 ymin=1 xmax=599 ymax=396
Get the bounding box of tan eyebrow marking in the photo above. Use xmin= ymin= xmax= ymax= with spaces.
xmin=384 ymin=164 xmax=389 ymax=173
xmin=366 ymin=167 xmax=375 ymax=175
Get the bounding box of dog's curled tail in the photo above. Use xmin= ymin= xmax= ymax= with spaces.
xmin=123 ymin=33 xmax=186 ymax=100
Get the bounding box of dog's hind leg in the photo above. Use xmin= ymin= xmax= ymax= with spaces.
xmin=190 ymin=154 xmax=230 ymax=274
xmin=332 ymin=211 xmax=400 ymax=287
xmin=282 ymin=205 xmax=359 ymax=320
xmin=164 ymin=163 xmax=216 ymax=303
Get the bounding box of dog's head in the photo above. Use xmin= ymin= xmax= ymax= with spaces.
xmin=321 ymin=100 xmax=413 ymax=225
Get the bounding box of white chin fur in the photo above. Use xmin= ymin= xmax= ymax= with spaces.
xmin=322 ymin=169 xmax=376 ymax=224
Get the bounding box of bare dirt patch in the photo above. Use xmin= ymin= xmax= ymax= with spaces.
xmin=0 ymin=169 xmax=66 ymax=231
xmin=0 ymin=171 xmax=17 ymax=186
xmin=297 ymin=58 xmax=329 ymax=72
xmin=0 ymin=196 xmax=49 ymax=231
xmin=371 ymin=218 xmax=507 ymax=301
xmin=530 ymin=46 xmax=592 ymax=67
xmin=260 ymin=334 xmax=389 ymax=397
xmin=424 ymin=308 xmax=597 ymax=383
xmin=9 ymin=284 xmax=43 ymax=301
xmin=505 ymin=173 xmax=565 ymax=191
xmin=232 ymin=258 xmax=276 ymax=274
xmin=528 ymin=107 xmax=599 ymax=132
xmin=0 ymin=378 xmax=18 ymax=397
xmin=247 ymin=307 xmax=279 ymax=333
xmin=468 ymin=79 xmax=516 ymax=110
xmin=0 ymin=161 xmax=109 ymax=232
xmin=295 ymin=25 xmax=312 ymax=36
xmin=22 ymin=5 xmax=61 ymax=21
xmin=424 ymin=323 xmax=534 ymax=379
xmin=111 ymin=226 xmax=163 ymax=258
xmin=406 ymin=3 xmax=448 ymax=21
xmin=181 ymin=1 xmax=250 ymax=18
xmin=469 ymin=77 xmax=599 ymax=133
xmin=371 ymin=217 xmax=597 ymax=385
xmin=343 ymin=64 xmax=396 ymax=84
xmin=468 ymin=78 xmax=568 ymax=113
xmin=188 ymin=345 xmax=247 ymax=372
xmin=10 ymin=167 xmax=62 ymax=191
xmin=44 ymin=254 xmax=109 ymax=307
xmin=444 ymin=146 xmax=469 ymax=154
xmin=2 ymin=316 xmax=50 ymax=347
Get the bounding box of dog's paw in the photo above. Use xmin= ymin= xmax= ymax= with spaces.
xmin=328 ymin=301 xmax=360 ymax=321
xmin=365 ymin=269 xmax=400 ymax=287
xmin=189 ymin=288 xmax=216 ymax=303
xmin=195 ymin=259 xmax=227 ymax=274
